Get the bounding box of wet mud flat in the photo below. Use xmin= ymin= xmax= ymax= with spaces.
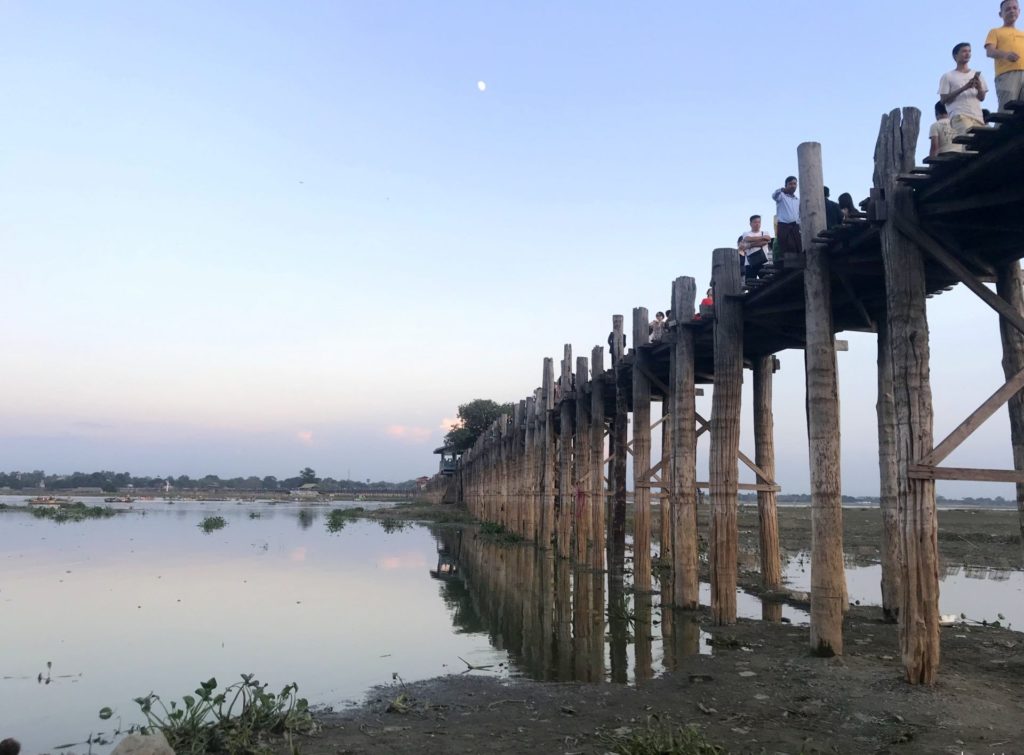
xmin=289 ymin=503 xmax=1024 ymax=754
xmin=291 ymin=608 xmax=1023 ymax=755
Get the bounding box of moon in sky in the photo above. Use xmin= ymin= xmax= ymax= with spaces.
xmin=476 ymin=80 xmax=486 ymax=92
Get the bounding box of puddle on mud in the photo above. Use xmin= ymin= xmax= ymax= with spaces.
xmin=1 ymin=496 xmax=1020 ymax=754
xmin=781 ymin=550 xmax=1024 ymax=628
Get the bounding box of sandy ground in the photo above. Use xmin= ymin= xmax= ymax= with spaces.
xmin=284 ymin=502 xmax=1023 ymax=755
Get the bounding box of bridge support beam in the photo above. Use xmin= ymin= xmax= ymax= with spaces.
xmin=575 ymin=355 xmax=592 ymax=564
xmin=876 ymin=107 xmax=940 ymax=684
xmin=669 ymin=276 xmax=700 ymax=609
xmin=590 ymin=346 xmax=606 ymax=571
xmin=632 ymin=307 xmax=653 ymax=593
xmin=710 ymin=248 xmax=743 ymax=624
xmin=558 ymin=346 xmax=575 ymax=559
xmin=610 ymin=315 xmax=628 ymax=572
xmin=876 ymin=301 xmax=902 ymax=621
xmin=995 ymin=261 xmax=1024 ymax=554
xmin=753 ymin=355 xmax=782 ymax=590
xmin=799 ymin=141 xmax=847 ymax=656
xmin=541 ymin=358 xmax=556 ymax=550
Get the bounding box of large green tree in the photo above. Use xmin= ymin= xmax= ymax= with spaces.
xmin=444 ymin=398 xmax=515 ymax=452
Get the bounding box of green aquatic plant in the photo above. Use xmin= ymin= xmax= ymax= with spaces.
xmin=199 ymin=516 xmax=227 ymax=533
xmin=31 ymin=503 xmax=117 ymax=523
xmin=325 ymin=507 xmax=364 ymax=533
xmin=130 ymin=675 xmax=317 ymax=754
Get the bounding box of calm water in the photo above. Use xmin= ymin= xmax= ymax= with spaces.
xmin=2 ymin=497 xmax=1021 ymax=754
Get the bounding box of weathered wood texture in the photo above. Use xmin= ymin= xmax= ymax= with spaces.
xmin=799 ymin=141 xmax=846 ymax=656
xmin=632 ymin=308 xmax=653 ymax=593
xmin=753 ymin=355 xmax=781 ymax=588
xmin=611 ymin=316 xmax=628 ymax=571
xmin=709 ymin=248 xmax=743 ymax=625
xmin=575 ymin=355 xmax=592 ymax=564
xmin=876 ymin=303 xmax=901 ymax=622
xmin=541 ymin=358 xmax=557 ymax=550
xmin=590 ymin=346 xmax=606 ymax=571
xmin=558 ymin=346 xmax=574 ymax=559
xmin=995 ymin=261 xmax=1024 ymax=552
xmin=876 ymin=107 xmax=940 ymax=684
xmin=669 ymin=276 xmax=699 ymax=609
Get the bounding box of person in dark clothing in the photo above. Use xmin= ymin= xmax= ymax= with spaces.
xmin=607 ymin=330 xmax=626 ymax=365
xmin=824 ymin=186 xmax=843 ymax=229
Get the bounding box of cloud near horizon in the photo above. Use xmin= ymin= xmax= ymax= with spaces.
xmin=384 ymin=425 xmax=433 ymax=443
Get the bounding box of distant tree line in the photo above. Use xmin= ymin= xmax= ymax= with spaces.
xmin=0 ymin=469 xmax=420 ymax=494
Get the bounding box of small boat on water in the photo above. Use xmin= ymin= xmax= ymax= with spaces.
xmin=104 ymin=496 xmax=135 ymax=503
xmin=27 ymin=496 xmax=76 ymax=506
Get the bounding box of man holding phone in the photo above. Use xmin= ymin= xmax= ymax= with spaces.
xmin=940 ymin=42 xmax=989 ymax=136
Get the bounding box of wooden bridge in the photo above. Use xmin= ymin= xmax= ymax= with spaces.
xmin=424 ymin=104 xmax=1024 ymax=685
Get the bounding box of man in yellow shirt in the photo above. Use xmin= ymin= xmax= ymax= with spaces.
xmin=986 ymin=0 xmax=1024 ymax=110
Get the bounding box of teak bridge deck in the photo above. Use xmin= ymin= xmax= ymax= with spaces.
xmin=424 ymin=103 xmax=1024 ymax=685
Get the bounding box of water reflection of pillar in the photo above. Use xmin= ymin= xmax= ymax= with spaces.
xmin=671 ymin=612 xmax=702 ymax=659
xmin=554 ymin=558 xmax=573 ymax=680
xmin=539 ymin=549 xmax=556 ymax=679
xmin=607 ymin=567 xmax=629 ymax=684
xmin=591 ymin=570 xmax=606 ymax=682
xmin=761 ymin=600 xmax=783 ymax=623
xmin=634 ymin=591 xmax=654 ymax=684
xmin=572 ymin=566 xmax=592 ymax=681
xmin=660 ymin=575 xmax=676 ymax=672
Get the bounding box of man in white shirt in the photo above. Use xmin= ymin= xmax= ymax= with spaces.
xmin=771 ymin=176 xmax=801 ymax=268
xmin=738 ymin=215 xmax=773 ymax=279
xmin=939 ymin=42 xmax=989 ymax=136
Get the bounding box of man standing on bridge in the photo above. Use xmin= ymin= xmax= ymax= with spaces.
xmin=986 ymin=0 xmax=1024 ymax=111
xmin=939 ymin=42 xmax=989 ymax=136
xmin=772 ymin=176 xmax=801 ymax=268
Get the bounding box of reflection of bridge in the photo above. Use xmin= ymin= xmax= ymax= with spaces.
xmin=432 ymin=528 xmax=714 ymax=684
xmin=430 ymin=106 xmax=1024 ymax=685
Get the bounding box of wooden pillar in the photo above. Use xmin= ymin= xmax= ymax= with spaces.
xmin=995 ymin=261 xmax=1024 ymax=551
xmin=799 ymin=141 xmax=846 ymax=655
xmin=876 ymin=301 xmax=901 ymax=621
xmin=558 ymin=346 xmax=575 ymax=559
xmin=659 ymin=408 xmax=671 ymax=566
xmin=632 ymin=307 xmax=653 ymax=593
xmin=670 ymin=277 xmax=699 ymax=609
xmin=516 ymin=399 xmax=527 ymax=538
xmin=541 ymin=358 xmax=556 ymax=550
xmin=524 ymin=395 xmax=537 ymax=542
xmin=611 ymin=315 xmax=628 ymax=572
xmin=753 ymin=355 xmax=782 ymax=588
xmin=709 ymin=248 xmax=743 ymax=625
xmin=576 ymin=355 xmax=592 ymax=564
xmin=591 ymin=346 xmax=607 ymax=572
xmin=875 ymin=107 xmax=939 ymax=684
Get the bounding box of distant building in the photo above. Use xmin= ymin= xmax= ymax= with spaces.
xmin=291 ymin=483 xmax=320 ymax=498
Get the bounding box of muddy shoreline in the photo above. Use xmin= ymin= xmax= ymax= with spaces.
xmin=283 ymin=501 xmax=1024 ymax=754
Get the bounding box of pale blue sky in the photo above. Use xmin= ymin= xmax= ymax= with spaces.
xmin=1 ymin=1 xmax=1017 ymax=494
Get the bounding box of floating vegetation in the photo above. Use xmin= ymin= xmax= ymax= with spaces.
xmin=199 ymin=516 xmax=227 ymax=533
xmin=379 ymin=518 xmax=410 ymax=534
xmin=598 ymin=716 xmax=724 ymax=755
xmin=325 ymin=507 xmax=364 ymax=533
xmin=128 ymin=675 xmax=317 ymax=755
xmin=30 ymin=503 xmax=118 ymax=523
